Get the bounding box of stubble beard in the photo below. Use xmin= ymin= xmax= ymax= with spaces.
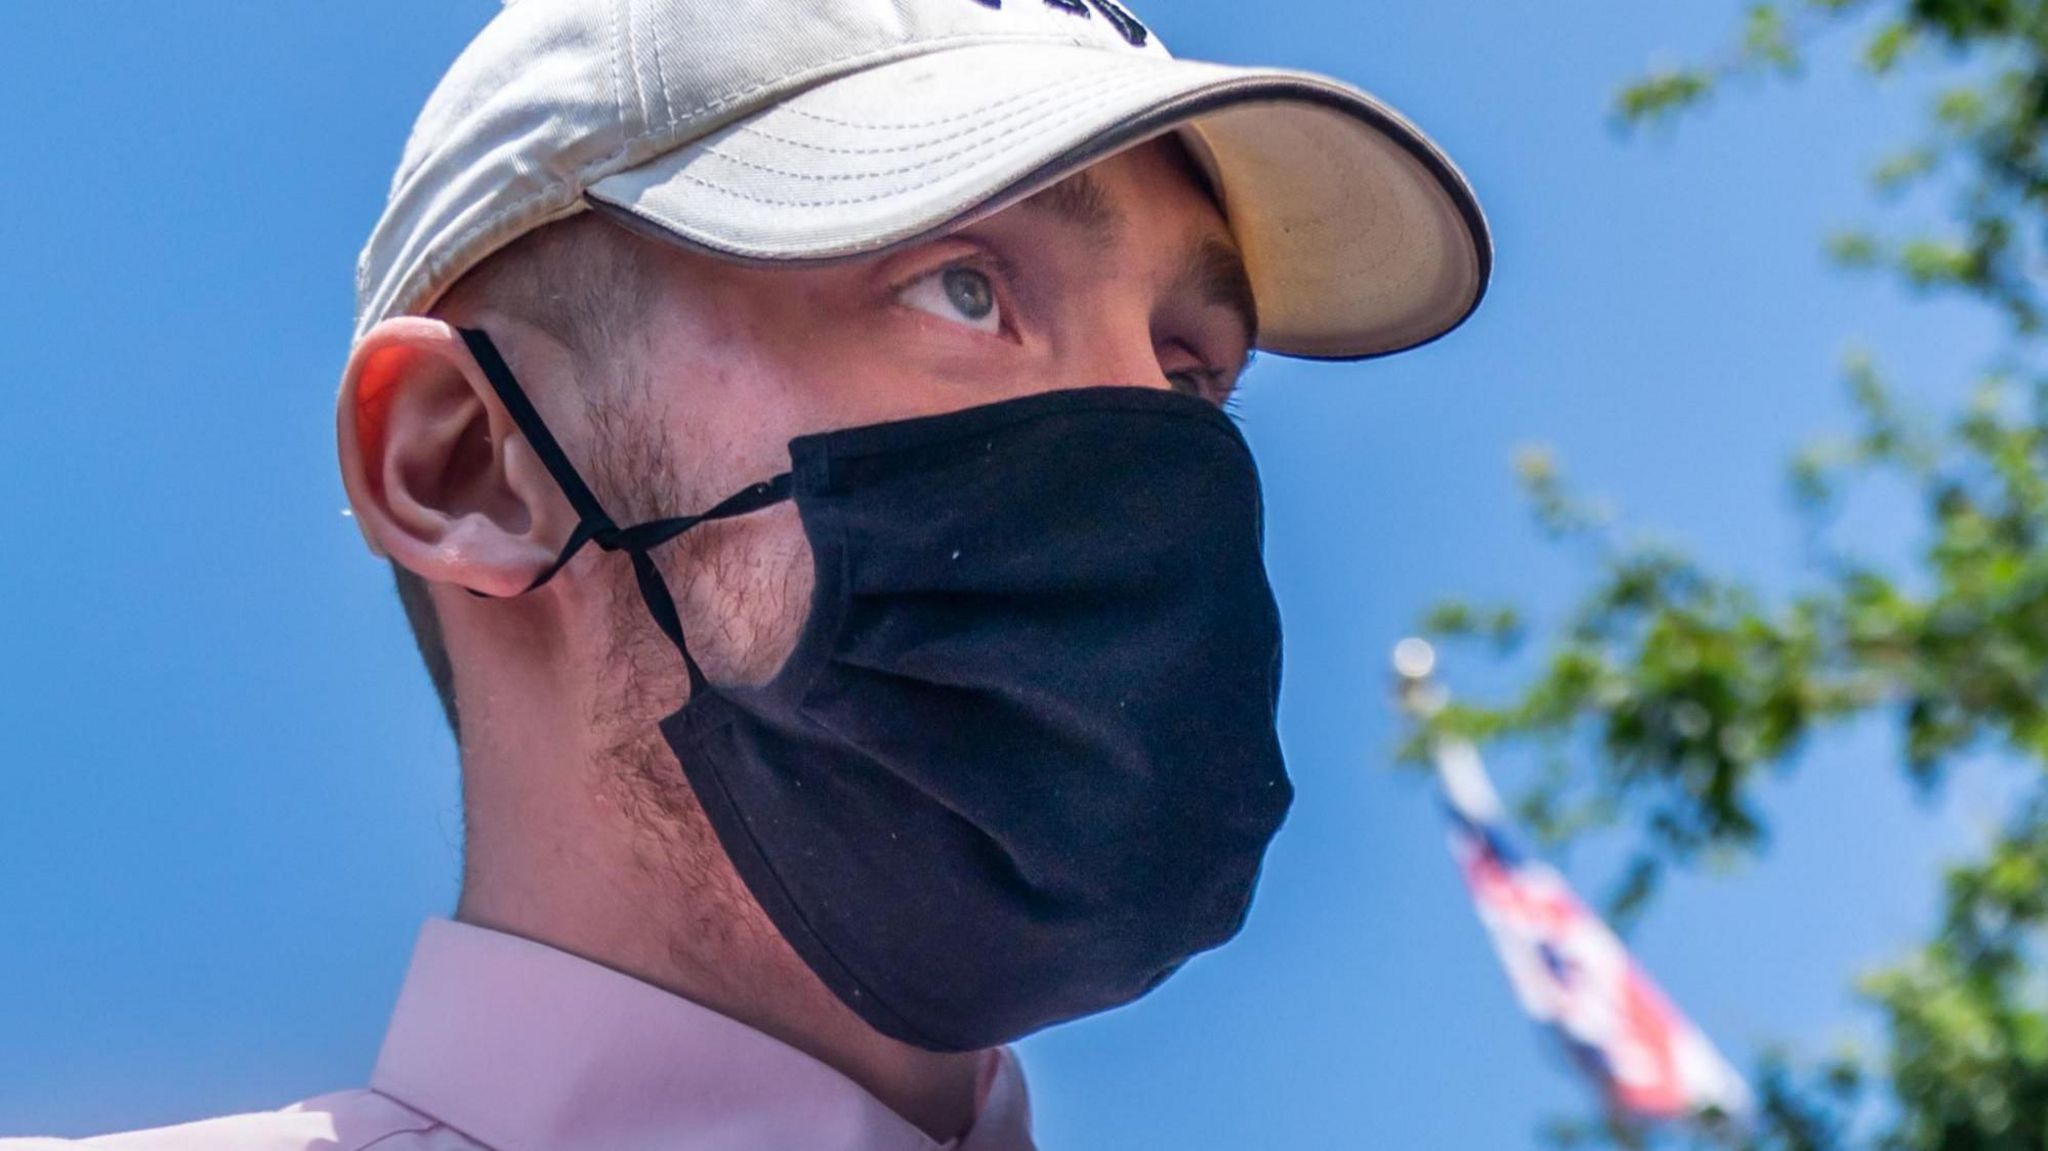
xmin=582 ymin=377 xmax=797 ymax=987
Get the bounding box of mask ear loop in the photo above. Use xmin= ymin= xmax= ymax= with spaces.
xmin=455 ymin=327 xmax=791 ymax=698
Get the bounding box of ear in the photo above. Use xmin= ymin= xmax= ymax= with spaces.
xmin=337 ymin=317 xmax=574 ymax=599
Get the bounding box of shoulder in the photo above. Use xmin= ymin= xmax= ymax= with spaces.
xmin=1 ymin=1091 xmax=470 ymax=1151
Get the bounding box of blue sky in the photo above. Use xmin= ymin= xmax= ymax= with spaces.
xmin=0 ymin=1 xmax=2001 ymax=1146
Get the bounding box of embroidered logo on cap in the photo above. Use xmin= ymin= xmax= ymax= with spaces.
xmin=973 ymin=0 xmax=1151 ymax=47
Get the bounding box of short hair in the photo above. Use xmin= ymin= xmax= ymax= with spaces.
xmin=392 ymin=211 xmax=664 ymax=740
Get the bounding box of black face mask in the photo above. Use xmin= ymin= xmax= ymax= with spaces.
xmin=459 ymin=328 xmax=1292 ymax=1052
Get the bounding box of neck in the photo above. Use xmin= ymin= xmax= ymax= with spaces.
xmin=451 ymin=688 xmax=985 ymax=1142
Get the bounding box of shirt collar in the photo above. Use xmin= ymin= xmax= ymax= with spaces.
xmin=370 ymin=919 xmax=1034 ymax=1151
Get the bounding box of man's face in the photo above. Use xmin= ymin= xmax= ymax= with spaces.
xmin=587 ymin=135 xmax=1257 ymax=700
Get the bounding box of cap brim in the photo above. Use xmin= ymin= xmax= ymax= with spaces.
xmin=588 ymin=43 xmax=1490 ymax=361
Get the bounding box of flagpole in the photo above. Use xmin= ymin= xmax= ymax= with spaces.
xmin=1392 ymin=637 xmax=1513 ymax=823
xmin=1391 ymin=636 xmax=1443 ymax=721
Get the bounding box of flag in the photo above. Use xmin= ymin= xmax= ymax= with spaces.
xmin=1433 ymin=734 xmax=1753 ymax=1126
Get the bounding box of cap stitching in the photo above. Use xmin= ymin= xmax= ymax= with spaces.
xmin=606 ymin=0 xmax=627 ymax=138
xmin=646 ymin=0 xmax=677 ymax=131
xmin=777 ymin=48 xmax=1169 ymax=132
xmin=694 ymin=69 xmax=1169 ymax=190
xmin=727 ymin=66 xmax=1148 ymax=164
xmin=624 ymin=0 xmax=652 ymax=130
xmin=373 ymin=31 xmax=1165 ymax=330
xmin=670 ymin=32 xmax=1131 ymax=130
xmin=734 ymin=60 xmax=1175 ymax=156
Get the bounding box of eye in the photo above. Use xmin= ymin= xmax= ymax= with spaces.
xmin=1159 ymin=339 xmax=1244 ymax=408
xmin=898 ymin=265 xmax=1004 ymax=334
xmin=1165 ymin=367 xmax=1223 ymax=400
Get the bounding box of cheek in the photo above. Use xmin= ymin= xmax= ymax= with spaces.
xmin=747 ymin=276 xmax=1048 ymax=425
xmin=684 ymin=502 xmax=818 ymax=688
xmin=648 ymin=345 xmax=816 ymax=502
xmin=751 ymin=508 xmax=819 ymax=685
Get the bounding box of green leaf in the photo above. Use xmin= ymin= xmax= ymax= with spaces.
xmin=1741 ymin=4 xmax=1803 ymax=72
xmin=1616 ymin=68 xmax=1715 ymax=127
xmin=1861 ymin=19 xmax=1918 ymax=73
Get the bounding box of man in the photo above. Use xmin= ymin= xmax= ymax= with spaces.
xmin=5 ymin=0 xmax=1487 ymax=1147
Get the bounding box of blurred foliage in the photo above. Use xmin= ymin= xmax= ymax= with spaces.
xmin=1416 ymin=0 xmax=2048 ymax=1146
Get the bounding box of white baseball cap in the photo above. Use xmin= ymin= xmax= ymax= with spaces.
xmin=355 ymin=0 xmax=1491 ymax=360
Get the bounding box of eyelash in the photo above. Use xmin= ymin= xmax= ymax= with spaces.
xmin=894 ymin=248 xmax=1244 ymax=414
xmin=895 ymin=252 xmax=1021 ymax=337
xmin=1163 ymin=350 xmax=1246 ymax=414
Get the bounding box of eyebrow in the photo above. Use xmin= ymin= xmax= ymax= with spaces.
xmin=1178 ymin=234 xmax=1261 ymax=358
xmin=1018 ymin=171 xmax=1124 ymax=251
xmin=1018 ymin=169 xmax=1260 ymax=358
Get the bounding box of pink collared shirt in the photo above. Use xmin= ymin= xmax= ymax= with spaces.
xmin=5 ymin=919 xmax=1035 ymax=1151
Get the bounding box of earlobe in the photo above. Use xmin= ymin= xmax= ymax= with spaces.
xmin=337 ymin=318 xmax=569 ymax=598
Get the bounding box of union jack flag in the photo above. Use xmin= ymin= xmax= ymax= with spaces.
xmin=1433 ymin=735 xmax=1753 ymax=1127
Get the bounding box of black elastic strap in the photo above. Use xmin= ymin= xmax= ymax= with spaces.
xmin=631 ymin=550 xmax=707 ymax=693
xmin=609 ymin=474 xmax=794 ymax=553
xmin=460 ymin=328 xmax=619 ymax=543
xmin=455 ymin=327 xmax=794 ymax=695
